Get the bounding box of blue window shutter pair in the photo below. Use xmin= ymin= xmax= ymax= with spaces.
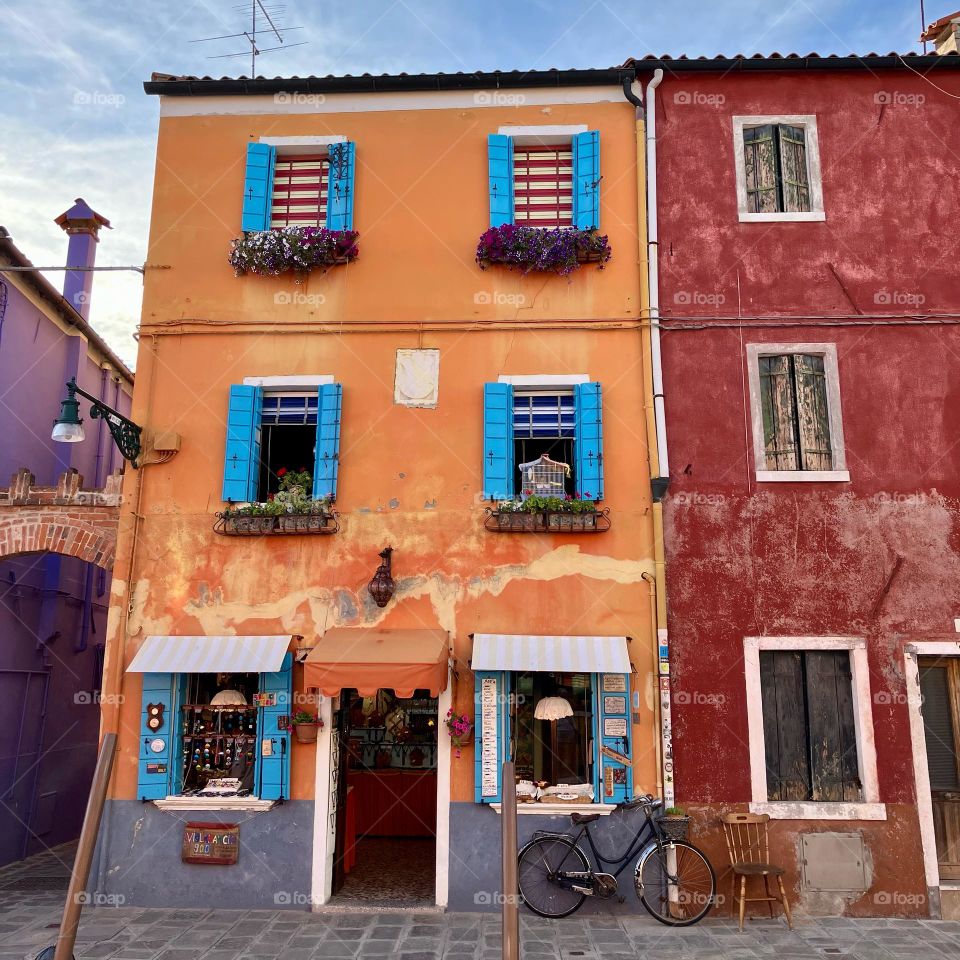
xmin=596 ymin=674 xmax=633 ymax=804
xmin=474 ymin=671 xmax=504 ymax=803
xmin=487 ymin=134 xmax=514 ymax=227
xmin=574 ymin=382 xmax=604 ymax=501
xmin=137 ymin=673 xmax=174 ymax=800
xmin=222 ymin=384 xmax=343 ymax=503
xmin=240 ymin=140 xmax=356 ymax=232
xmin=257 ymin=652 xmax=293 ymax=801
xmin=572 ymin=130 xmax=601 ymax=230
xmin=483 ymin=383 xmax=514 ymax=499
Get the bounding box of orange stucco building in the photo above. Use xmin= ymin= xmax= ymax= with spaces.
xmin=92 ymin=67 xmax=663 ymax=911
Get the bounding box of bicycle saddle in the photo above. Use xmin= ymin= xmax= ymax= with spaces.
xmin=571 ymin=812 xmax=600 ymax=824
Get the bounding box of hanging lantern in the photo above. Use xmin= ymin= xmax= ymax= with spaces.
xmin=367 ymin=546 xmax=395 ymax=608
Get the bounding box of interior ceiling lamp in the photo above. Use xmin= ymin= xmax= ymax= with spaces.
xmin=52 ymin=377 xmax=143 ymax=465
xmin=534 ymin=696 xmax=574 ymax=721
xmin=367 ymin=546 xmax=396 ymax=608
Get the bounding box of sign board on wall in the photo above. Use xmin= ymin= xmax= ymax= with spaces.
xmin=181 ymin=822 xmax=239 ymax=865
xmin=602 ymin=674 xmax=626 ymax=692
xmin=480 ymin=677 xmax=499 ymax=798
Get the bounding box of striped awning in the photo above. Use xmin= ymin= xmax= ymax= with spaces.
xmin=126 ymin=636 xmax=292 ymax=674
xmin=471 ymin=634 xmax=630 ymax=674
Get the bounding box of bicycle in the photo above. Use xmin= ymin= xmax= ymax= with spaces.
xmin=517 ymin=794 xmax=716 ymax=924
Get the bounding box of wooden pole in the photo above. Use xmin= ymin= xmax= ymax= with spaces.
xmin=501 ymin=760 xmax=519 ymax=960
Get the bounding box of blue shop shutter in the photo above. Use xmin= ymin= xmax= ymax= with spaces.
xmin=326 ymin=141 xmax=356 ymax=231
xmin=488 ymin=134 xmax=514 ymax=227
xmin=258 ymin=652 xmax=293 ymax=801
xmin=572 ymin=131 xmax=600 ymax=230
xmin=222 ymin=385 xmax=263 ymax=503
xmin=241 ymin=142 xmax=276 ymax=232
xmin=597 ymin=673 xmax=633 ymax=804
xmin=138 ymin=673 xmax=174 ymax=801
xmin=313 ymin=383 xmax=342 ymax=500
xmin=483 ymin=383 xmax=514 ymax=500
xmin=474 ymin=671 xmax=503 ymax=803
xmin=574 ymin=381 xmax=604 ymax=501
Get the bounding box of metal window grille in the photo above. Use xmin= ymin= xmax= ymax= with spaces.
xmin=270 ymin=154 xmax=329 ymax=229
xmin=513 ymin=143 xmax=573 ymax=227
xmin=743 ymin=125 xmax=811 ymax=214
xmin=260 ymin=393 xmax=318 ymax=426
xmin=513 ymin=393 xmax=575 ymax=439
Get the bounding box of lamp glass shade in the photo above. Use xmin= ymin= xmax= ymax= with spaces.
xmin=51 ymin=420 xmax=85 ymax=443
xmin=534 ymin=696 xmax=574 ymax=721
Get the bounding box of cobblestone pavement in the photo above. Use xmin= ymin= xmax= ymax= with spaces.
xmin=2 ymin=891 xmax=960 ymax=960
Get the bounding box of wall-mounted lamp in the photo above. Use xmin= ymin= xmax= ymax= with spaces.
xmin=52 ymin=378 xmax=143 ymax=466
xmin=367 ymin=546 xmax=395 ymax=608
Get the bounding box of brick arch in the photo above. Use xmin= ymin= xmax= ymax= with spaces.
xmin=0 ymin=468 xmax=122 ymax=570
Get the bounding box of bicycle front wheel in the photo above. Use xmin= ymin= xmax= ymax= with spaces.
xmin=635 ymin=839 xmax=716 ymax=926
xmin=518 ymin=836 xmax=590 ymax=918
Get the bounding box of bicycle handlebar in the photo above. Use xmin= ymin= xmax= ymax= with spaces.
xmin=621 ymin=794 xmax=664 ymax=811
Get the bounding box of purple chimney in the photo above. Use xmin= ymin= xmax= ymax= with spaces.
xmin=54 ymin=199 xmax=110 ymax=320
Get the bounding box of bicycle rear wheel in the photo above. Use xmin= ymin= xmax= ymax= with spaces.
xmin=635 ymin=839 xmax=716 ymax=926
xmin=518 ymin=836 xmax=590 ymax=918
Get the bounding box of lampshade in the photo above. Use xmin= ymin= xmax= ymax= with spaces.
xmin=534 ymin=696 xmax=574 ymax=721
xmin=52 ymin=391 xmax=84 ymax=444
xmin=51 ymin=420 xmax=85 ymax=443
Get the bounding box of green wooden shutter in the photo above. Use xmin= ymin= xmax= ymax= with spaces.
xmin=222 ymin=385 xmax=263 ymax=502
xmin=758 ymin=356 xmax=800 ymax=470
xmin=241 ymin=142 xmax=276 ymax=232
xmin=312 ymin=383 xmax=342 ymax=500
xmin=137 ymin=673 xmax=174 ymax=800
xmin=488 ymin=134 xmax=514 ymax=227
xmin=326 ymin=141 xmax=356 ymax=231
xmin=597 ymin=674 xmax=632 ymax=804
xmin=760 ymin=651 xmax=811 ymax=801
xmin=574 ymin=382 xmax=604 ymax=501
xmin=483 ymin=383 xmax=514 ymax=500
xmin=474 ymin=671 xmax=503 ymax=803
xmin=258 ymin=653 xmax=293 ymax=801
xmin=743 ymin=125 xmax=777 ymax=214
xmin=572 ymin=131 xmax=600 ymax=230
xmin=793 ymin=355 xmax=833 ymax=470
xmin=805 ymin=652 xmax=860 ymax=802
xmin=777 ymin=125 xmax=810 ymax=212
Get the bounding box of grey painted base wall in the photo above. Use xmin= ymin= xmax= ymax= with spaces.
xmin=447 ymin=801 xmax=654 ymax=914
xmin=93 ymin=800 xmax=314 ymax=910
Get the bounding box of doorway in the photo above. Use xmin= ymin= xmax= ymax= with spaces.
xmin=330 ymin=688 xmax=438 ymax=906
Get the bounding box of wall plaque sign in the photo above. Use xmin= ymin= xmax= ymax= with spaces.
xmin=603 ymin=717 xmax=628 ymax=738
xmin=182 ymin=822 xmax=239 ymax=865
xmin=602 ymin=674 xmax=626 ymax=693
xmin=603 ymin=696 xmax=626 ymax=714
xmin=480 ymin=677 xmax=499 ymax=798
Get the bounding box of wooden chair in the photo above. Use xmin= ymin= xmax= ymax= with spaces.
xmin=721 ymin=812 xmax=793 ymax=930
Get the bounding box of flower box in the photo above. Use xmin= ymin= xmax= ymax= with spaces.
xmin=485 ymin=506 xmax=610 ymax=534
xmin=476 ymin=225 xmax=611 ymax=276
xmin=214 ymin=510 xmax=339 ymax=537
xmin=229 ymin=226 xmax=359 ymax=282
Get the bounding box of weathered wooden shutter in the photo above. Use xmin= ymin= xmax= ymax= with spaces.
xmin=758 ymin=355 xmax=800 ymax=470
xmin=137 ymin=673 xmax=174 ymax=800
xmin=759 ymin=651 xmax=811 ymax=801
xmin=597 ymin=673 xmax=632 ymax=804
xmin=805 ymin=651 xmax=860 ymax=802
xmin=326 ymin=141 xmax=356 ymax=231
xmin=241 ymin=142 xmax=276 ymax=232
xmin=483 ymin=382 xmax=514 ymax=500
xmin=793 ymin=355 xmax=833 ymax=470
xmin=474 ymin=671 xmax=503 ymax=803
xmin=222 ymin=385 xmax=263 ymax=503
xmin=920 ymin=665 xmax=960 ymax=790
xmin=574 ymin=382 xmax=604 ymax=501
xmin=742 ymin=125 xmax=778 ymax=213
xmin=572 ymin=130 xmax=600 ymax=230
xmin=488 ymin=134 xmax=514 ymax=227
xmin=312 ymin=383 xmax=342 ymax=500
xmin=776 ymin=125 xmax=810 ymax=213
xmin=258 ymin=652 xmax=293 ymax=801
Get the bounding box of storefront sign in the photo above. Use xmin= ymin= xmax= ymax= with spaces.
xmin=182 ymin=822 xmax=239 ymax=865
xmin=480 ymin=677 xmax=499 ymax=798
xmin=603 ymin=696 xmax=626 ymax=714
xmin=603 ymin=717 xmax=628 ymax=738
xmin=600 ymin=745 xmax=632 ymax=767
xmin=602 ymin=674 xmax=626 ymax=693
xmin=604 ymin=765 xmax=615 ymax=798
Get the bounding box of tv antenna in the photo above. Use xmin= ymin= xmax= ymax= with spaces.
xmin=193 ymin=1 xmax=308 ymax=77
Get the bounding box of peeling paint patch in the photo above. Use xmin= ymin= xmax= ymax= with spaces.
xmin=335 ymin=589 xmax=358 ymax=622
xmin=389 ymin=498 xmax=400 ymax=510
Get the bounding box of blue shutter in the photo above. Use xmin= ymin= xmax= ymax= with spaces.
xmin=574 ymin=381 xmax=604 ymax=501
xmin=222 ymin=385 xmax=263 ymax=503
xmin=241 ymin=142 xmax=276 ymax=232
xmin=138 ymin=673 xmax=174 ymax=801
xmin=572 ymin=131 xmax=600 ymax=230
xmin=488 ymin=134 xmax=514 ymax=227
xmin=257 ymin=652 xmax=293 ymax=801
xmin=312 ymin=383 xmax=342 ymax=501
xmin=326 ymin=141 xmax=356 ymax=231
xmin=474 ymin=671 xmax=503 ymax=803
xmin=483 ymin=383 xmax=514 ymax=500
xmin=597 ymin=674 xmax=633 ymax=805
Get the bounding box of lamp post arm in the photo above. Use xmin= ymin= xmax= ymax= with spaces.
xmin=65 ymin=378 xmax=143 ymax=466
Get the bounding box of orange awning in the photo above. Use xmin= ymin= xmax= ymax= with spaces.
xmin=304 ymin=628 xmax=450 ymax=698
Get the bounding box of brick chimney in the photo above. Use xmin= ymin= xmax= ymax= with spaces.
xmin=54 ymin=198 xmax=111 ymax=320
xmin=921 ymin=9 xmax=960 ymax=54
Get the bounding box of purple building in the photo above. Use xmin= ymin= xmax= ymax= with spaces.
xmin=0 ymin=200 xmax=133 ymax=867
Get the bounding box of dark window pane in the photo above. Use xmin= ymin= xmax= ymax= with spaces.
xmin=920 ymin=665 xmax=960 ymax=790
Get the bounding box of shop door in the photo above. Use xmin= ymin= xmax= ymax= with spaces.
xmin=919 ymin=658 xmax=960 ymax=880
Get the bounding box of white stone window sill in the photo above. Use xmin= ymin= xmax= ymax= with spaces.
xmin=153 ymin=796 xmax=276 ymax=812
xmin=755 ymin=470 xmax=850 ymax=483
xmin=738 ymin=212 xmax=826 ymax=223
xmin=749 ymin=801 xmax=886 ymax=821
xmin=488 ymin=802 xmax=614 ymax=815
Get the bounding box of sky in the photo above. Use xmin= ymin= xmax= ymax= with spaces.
xmin=0 ymin=0 xmax=933 ymax=370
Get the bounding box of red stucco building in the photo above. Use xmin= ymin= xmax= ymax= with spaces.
xmin=632 ymin=52 xmax=960 ymax=918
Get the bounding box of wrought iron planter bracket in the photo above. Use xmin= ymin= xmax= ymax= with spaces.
xmin=483 ymin=507 xmax=611 ymax=533
xmin=213 ymin=511 xmax=340 ymax=536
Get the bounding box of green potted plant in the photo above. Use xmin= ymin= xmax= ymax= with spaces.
xmin=291 ymin=710 xmax=322 ymax=744
xmin=659 ymin=805 xmax=691 ymax=841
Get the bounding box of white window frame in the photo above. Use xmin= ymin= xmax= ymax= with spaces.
xmin=258 ymin=135 xmax=346 ymax=155
xmin=745 ymin=342 xmax=849 ymax=483
xmin=732 ymin=115 xmax=825 ymax=223
xmin=497 ymin=124 xmax=587 ymax=146
xmin=744 ymin=636 xmax=885 ymax=821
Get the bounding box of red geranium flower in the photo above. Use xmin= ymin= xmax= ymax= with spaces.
xmin=277 ymin=468 xmax=288 ymax=478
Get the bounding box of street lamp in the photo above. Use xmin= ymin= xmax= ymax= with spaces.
xmin=52 ymin=378 xmax=143 ymax=466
